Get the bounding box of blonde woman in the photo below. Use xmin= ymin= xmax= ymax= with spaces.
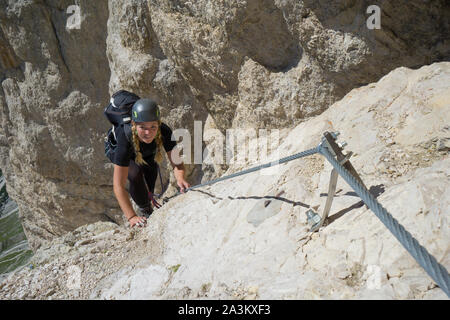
xmin=112 ymin=98 xmax=190 ymax=227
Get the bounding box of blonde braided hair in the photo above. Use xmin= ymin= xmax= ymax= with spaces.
xmin=154 ymin=120 xmax=164 ymax=164
xmin=131 ymin=120 xmax=164 ymax=165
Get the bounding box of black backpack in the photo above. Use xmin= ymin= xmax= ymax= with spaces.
xmin=104 ymin=90 xmax=140 ymax=162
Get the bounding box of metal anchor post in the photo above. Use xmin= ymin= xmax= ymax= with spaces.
xmin=309 ymin=131 xmax=368 ymax=232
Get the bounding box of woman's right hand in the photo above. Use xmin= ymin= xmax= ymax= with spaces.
xmin=129 ymin=215 xmax=147 ymax=228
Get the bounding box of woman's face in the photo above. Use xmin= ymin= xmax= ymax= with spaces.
xmin=135 ymin=121 xmax=159 ymax=144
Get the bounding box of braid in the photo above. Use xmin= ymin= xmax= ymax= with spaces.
xmin=131 ymin=123 xmax=148 ymax=166
xmin=154 ymin=120 xmax=164 ymax=164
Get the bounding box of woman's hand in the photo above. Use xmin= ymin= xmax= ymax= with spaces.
xmin=177 ymin=179 xmax=191 ymax=193
xmin=129 ymin=215 xmax=147 ymax=228
xmin=167 ymin=150 xmax=191 ymax=193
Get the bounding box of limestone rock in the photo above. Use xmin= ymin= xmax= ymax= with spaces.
xmin=0 ymin=0 xmax=112 ymax=250
xmin=100 ymin=62 xmax=447 ymax=300
xmin=0 ymin=0 xmax=450 ymax=286
xmin=149 ymin=0 xmax=449 ymax=130
xmin=1 ymin=62 xmax=449 ymax=300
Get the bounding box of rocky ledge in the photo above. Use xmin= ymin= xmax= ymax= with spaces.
xmin=0 ymin=62 xmax=448 ymax=299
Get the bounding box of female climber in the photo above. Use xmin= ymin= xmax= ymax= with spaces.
xmin=111 ymin=98 xmax=190 ymax=228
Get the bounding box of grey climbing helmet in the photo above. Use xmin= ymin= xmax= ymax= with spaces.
xmin=131 ymin=98 xmax=160 ymax=123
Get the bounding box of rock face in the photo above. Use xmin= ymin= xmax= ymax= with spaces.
xmin=0 ymin=0 xmax=113 ymax=250
xmin=91 ymin=62 xmax=449 ymax=300
xmin=148 ymin=0 xmax=450 ymax=130
xmin=0 ymin=62 xmax=448 ymax=300
xmin=0 ymin=0 xmax=449 ymax=252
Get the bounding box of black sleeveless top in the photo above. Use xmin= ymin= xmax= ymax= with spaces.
xmin=112 ymin=122 xmax=177 ymax=167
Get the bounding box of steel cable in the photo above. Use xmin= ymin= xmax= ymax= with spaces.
xmin=319 ymin=144 xmax=450 ymax=297
xmin=158 ymin=139 xmax=449 ymax=296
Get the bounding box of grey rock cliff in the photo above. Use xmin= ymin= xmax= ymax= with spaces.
xmin=0 ymin=0 xmax=449 ymax=251
xmin=148 ymin=0 xmax=449 ymax=130
xmin=0 ymin=0 xmax=112 ymax=250
xmin=0 ymin=62 xmax=448 ymax=300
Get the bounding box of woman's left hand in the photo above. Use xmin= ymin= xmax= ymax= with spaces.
xmin=177 ymin=179 xmax=191 ymax=193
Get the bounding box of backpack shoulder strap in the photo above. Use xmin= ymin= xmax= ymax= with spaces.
xmin=123 ymin=123 xmax=133 ymax=143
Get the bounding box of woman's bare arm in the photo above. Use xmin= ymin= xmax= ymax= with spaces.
xmin=113 ymin=164 xmax=142 ymax=223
